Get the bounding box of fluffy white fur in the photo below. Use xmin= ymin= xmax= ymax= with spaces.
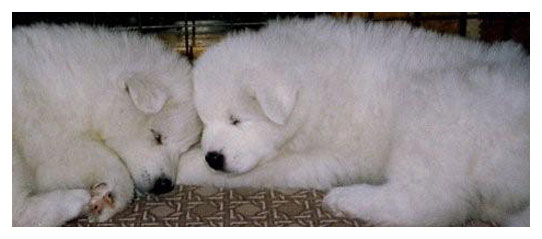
xmin=177 ymin=17 xmax=529 ymax=226
xmin=13 ymin=24 xmax=202 ymax=226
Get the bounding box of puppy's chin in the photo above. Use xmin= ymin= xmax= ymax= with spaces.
xmin=223 ymin=167 xmax=253 ymax=176
xmin=206 ymin=164 xmax=253 ymax=176
xmin=224 ymin=158 xmax=272 ymax=176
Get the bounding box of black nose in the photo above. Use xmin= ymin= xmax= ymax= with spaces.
xmin=150 ymin=177 xmax=174 ymax=195
xmin=205 ymin=151 xmax=225 ymax=171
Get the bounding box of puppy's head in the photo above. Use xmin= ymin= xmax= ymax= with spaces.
xmin=104 ymin=70 xmax=201 ymax=194
xmin=193 ymin=47 xmax=299 ymax=174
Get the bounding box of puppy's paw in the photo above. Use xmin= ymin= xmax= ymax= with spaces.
xmin=87 ymin=182 xmax=115 ymax=223
xmin=323 ymin=186 xmax=385 ymax=221
xmin=322 ymin=187 xmax=355 ymax=218
xmin=323 ymin=185 xmax=413 ymax=226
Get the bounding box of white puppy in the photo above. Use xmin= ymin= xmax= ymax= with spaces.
xmin=177 ymin=17 xmax=529 ymax=226
xmin=13 ymin=24 xmax=202 ymax=226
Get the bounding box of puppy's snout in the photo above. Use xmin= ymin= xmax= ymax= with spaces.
xmin=205 ymin=151 xmax=225 ymax=171
xmin=150 ymin=176 xmax=174 ymax=195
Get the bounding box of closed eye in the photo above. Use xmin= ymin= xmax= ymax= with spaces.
xmin=151 ymin=129 xmax=163 ymax=145
xmin=230 ymin=115 xmax=240 ymax=126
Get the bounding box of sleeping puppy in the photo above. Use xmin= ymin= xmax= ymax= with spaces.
xmin=13 ymin=24 xmax=201 ymax=226
xmin=177 ymin=17 xmax=529 ymax=226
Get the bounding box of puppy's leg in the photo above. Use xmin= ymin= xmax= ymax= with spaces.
xmin=35 ymin=137 xmax=135 ymax=223
xmin=77 ymin=139 xmax=135 ymax=223
xmin=323 ymin=176 xmax=475 ymax=226
xmin=13 ymin=142 xmax=91 ymax=226
xmin=323 ymin=140 xmax=473 ymax=226
xmin=14 ymin=189 xmax=91 ymax=227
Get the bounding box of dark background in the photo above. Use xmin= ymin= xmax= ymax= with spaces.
xmin=13 ymin=12 xmax=530 ymax=60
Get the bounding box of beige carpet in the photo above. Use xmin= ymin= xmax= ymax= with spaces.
xmin=64 ymin=185 xmax=496 ymax=227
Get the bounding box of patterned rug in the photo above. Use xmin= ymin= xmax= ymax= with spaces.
xmin=64 ymin=185 xmax=496 ymax=227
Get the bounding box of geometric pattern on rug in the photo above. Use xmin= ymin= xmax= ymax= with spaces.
xmin=64 ymin=185 xmax=496 ymax=227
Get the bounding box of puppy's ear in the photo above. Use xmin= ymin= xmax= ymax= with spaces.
xmin=254 ymin=81 xmax=298 ymax=125
xmin=124 ymin=73 xmax=168 ymax=114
